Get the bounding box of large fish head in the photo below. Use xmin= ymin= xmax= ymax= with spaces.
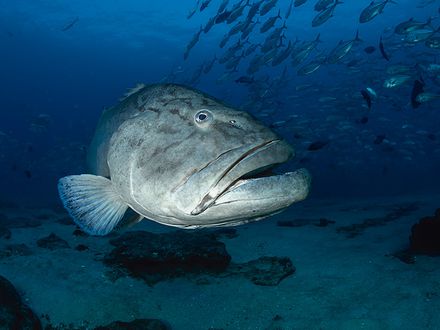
xmin=118 ymin=84 xmax=310 ymax=227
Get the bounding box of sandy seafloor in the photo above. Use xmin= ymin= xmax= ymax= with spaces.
xmin=1 ymin=194 xmax=440 ymax=330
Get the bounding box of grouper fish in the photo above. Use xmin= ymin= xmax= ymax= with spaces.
xmin=58 ymin=84 xmax=311 ymax=235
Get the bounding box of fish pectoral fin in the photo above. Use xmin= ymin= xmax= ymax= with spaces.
xmin=115 ymin=209 xmax=144 ymax=231
xmin=58 ymin=174 xmax=128 ymax=236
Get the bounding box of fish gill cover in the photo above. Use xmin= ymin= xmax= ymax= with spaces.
xmin=0 ymin=0 xmax=439 ymax=206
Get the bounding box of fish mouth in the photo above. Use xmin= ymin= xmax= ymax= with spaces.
xmin=190 ymin=139 xmax=295 ymax=215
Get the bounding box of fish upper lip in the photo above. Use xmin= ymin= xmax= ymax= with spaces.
xmin=191 ymin=139 xmax=286 ymax=215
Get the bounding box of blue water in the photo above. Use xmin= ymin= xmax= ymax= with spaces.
xmin=1 ymin=1 xmax=440 ymax=328
xmin=1 ymin=0 xmax=439 ymax=206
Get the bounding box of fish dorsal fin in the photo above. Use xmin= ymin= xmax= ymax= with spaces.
xmin=58 ymin=174 xmax=128 ymax=235
xmin=119 ymin=83 xmax=146 ymax=101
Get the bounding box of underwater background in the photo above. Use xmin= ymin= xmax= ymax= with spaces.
xmin=1 ymin=0 xmax=440 ymax=329
xmin=1 ymin=0 xmax=439 ymax=206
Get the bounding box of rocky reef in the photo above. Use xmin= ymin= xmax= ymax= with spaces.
xmin=104 ymin=229 xmax=295 ymax=286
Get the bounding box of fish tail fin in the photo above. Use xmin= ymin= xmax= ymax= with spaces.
xmin=354 ymin=29 xmax=362 ymax=42
xmin=58 ymin=174 xmax=128 ymax=236
xmin=315 ymin=33 xmax=321 ymax=42
xmin=426 ymin=16 xmax=432 ymax=26
xmin=277 ymin=9 xmax=281 ymax=19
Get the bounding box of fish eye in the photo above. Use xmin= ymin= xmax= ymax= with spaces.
xmin=194 ymin=110 xmax=212 ymax=125
xmin=197 ymin=113 xmax=207 ymax=121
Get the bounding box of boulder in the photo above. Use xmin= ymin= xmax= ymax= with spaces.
xmin=104 ymin=230 xmax=295 ymax=286
xmin=94 ymin=318 xmax=170 ymax=330
xmin=0 ymin=244 xmax=32 ymax=258
xmin=105 ymin=231 xmax=231 ymax=285
xmin=228 ymin=256 xmax=295 ymax=286
xmin=37 ymin=233 xmax=70 ymax=250
xmin=0 ymin=225 xmax=11 ymax=239
xmin=0 ymin=216 xmax=42 ymax=229
xmin=0 ymin=275 xmax=41 ymax=329
xmin=410 ymin=208 xmax=440 ymax=255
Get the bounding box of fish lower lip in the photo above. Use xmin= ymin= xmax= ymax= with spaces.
xmin=216 ymin=164 xmax=279 ymax=198
xmin=214 ymin=168 xmax=311 ymax=208
xmin=191 ymin=139 xmax=291 ymax=215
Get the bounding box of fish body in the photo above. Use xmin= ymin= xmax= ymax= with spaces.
xmin=394 ymin=17 xmax=432 ymax=35
xmin=361 ymin=90 xmax=372 ymax=109
xmin=266 ymin=21 xmax=287 ymax=42
xmin=217 ymin=0 xmax=230 ymax=14
xmin=314 ymin=0 xmax=334 ymax=11
xmin=260 ymin=10 xmax=282 ymax=33
xmin=307 ymin=140 xmax=329 ymax=151
xmin=62 ymin=17 xmax=79 ymax=32
xmin=225 ymin=54 xmax=243 ymax=70
xmin=227 ymin=0 xmax=249 ymax=24
xmin=294 ymin=0 xmax=307 ymax=7
xmin=272 ymin=41 xmax=294 ymax=66
xmin=359 ymin=0 xmax=396 ymax=24
xmin=415 ymin=92 xmax=440 ymax=103
xmin=297 ymin=59 xmax=323 ymax=75
xmin=285 ymin=0 xmax=294 ymax=18
xmin=187 ymin=0 xmax=201 ymax=19
xmin=291 ymin=34 xmax=320 ymax=65
xmin=245 ymin=43 xmax=260 ymax=56
xmin=247 ymin=55 xmax=264 ymax=74
xmin=261 ymin=47 xmax=279 ymax=64
xmin=366 ymin=87 xmax=377 ymax=98
xmin=200 ymin=0 xmax=212 ymax=11
xmin=311 ymin=0 xmax=341 ymax=27
xmin=260 ymin=0 xmax=278 ymax=16
xmin=405 ymin=26 xmax=439 ymax=43
xmin=247 ymin=0 xmax=264 ymax=19
xmin=204 ymin=15 xmax=217 ymax=33
xmin=379 ymin=36 xmax=389 ymax=61
xmin=326 ymin=30 xmax=361 ymax=64
xmin=58 ymin=84 xmax=310 ymax=235
xmin=261 ymin=34 xmax=282 ymax=53
xmin=215 ymin=10 xmax=232 ymax=24
xmin=235 ymin=76 xmax=254 ymax=83
xmin=425 ymin=36 xmax=440 ymax=49
xmin=374 ymin=134 xmax=386 ymax=144
xmin=222 ymin=39 xmax=246 ymax=60
xmin=383 ymin=75 xmax=412 ymax=88
xmin=386 ymin=64 xmax=413 ymax=75
xmin=219 ymin=33 xmax=232 ymax=48
xmin=184 ymin=26 xmax=203 ymax=59
xmin=228 ymin=20 xmax=247 ymax=37
xmin=188 ymin=64 xmax=204 ymax=85
xmin=217 ymin=70 xmax=236 ymax=83
xmin=425 ymin=63 xmax=440 ymax=74
xmin=187 ymin=7 xmax=197 ymax=19
xmin=364 ymin=46 xmax=376 ymax=53
xmin=203 ymin=56 xmax=217 ymax=74
xmin=411 ymin=79 xmax=425 ymax=108
xmin=241 ymin=20 xmax=258 ymax=39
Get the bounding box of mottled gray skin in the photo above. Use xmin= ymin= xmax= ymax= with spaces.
xmin=88 ymin=83 xmax=310 ymax=228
